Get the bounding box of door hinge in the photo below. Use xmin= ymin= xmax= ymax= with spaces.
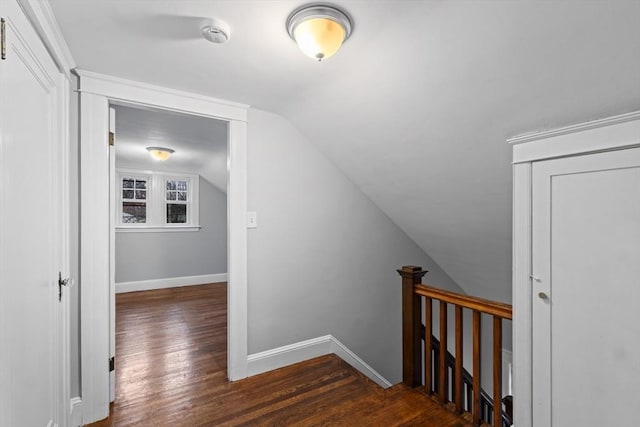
xmin=109 ymin=357 xmax=115 ymax=372
xmin=109 ymin=131 xmax=114 ymax=146
xmin=1 ymin=18 xmax=6 ymax=60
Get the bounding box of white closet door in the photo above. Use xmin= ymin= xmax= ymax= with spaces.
xmin=532 ymin=147 xmax=640 ymax=427
xmin=0 ymin=1 xmax=65 ymax=426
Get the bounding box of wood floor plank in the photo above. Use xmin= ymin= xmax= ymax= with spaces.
xmin=86 ymin=283 xmax=470 ymax=426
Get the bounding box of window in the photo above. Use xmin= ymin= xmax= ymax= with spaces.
xmin=117 ymin=169 xmax=200 ymax=232
xmin=120 ymin=175 xmax=149 ymax=223
xmin=165 ymin=178 xmax=188 ymax=223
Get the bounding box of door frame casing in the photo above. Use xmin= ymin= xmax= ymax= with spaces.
xmin=78 ymin=70 xmax=249 ymax=424
xmin=509 ymin=111 xmax=640 ymax=427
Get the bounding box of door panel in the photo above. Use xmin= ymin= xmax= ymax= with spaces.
xmin=532 ymin=148 xmax=640 ymax=427
xmin=0 ymin=1 xmax=63 ymax=425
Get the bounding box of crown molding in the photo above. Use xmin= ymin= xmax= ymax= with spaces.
xmin=507 ymin=111 xmax=640 ymax=145
xmin=510 ymin=111 xmax=640 ymax=163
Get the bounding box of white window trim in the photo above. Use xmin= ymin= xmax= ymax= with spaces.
xmin=116 ymin=168 xmax=200 ymax=231
xmin=116 ymin=226 xmax=201 ymax=233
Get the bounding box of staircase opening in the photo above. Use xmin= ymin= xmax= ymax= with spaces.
xmin=398 ymin=265 xmax=513 ymax=427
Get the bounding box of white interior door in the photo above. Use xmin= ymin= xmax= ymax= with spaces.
xmin=532 ymin=147 xmax=640 ymax=426
xmin=0 ymin=1 xmax=65 ymax=425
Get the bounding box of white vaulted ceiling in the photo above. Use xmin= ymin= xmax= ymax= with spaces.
xmin=114 ymin=105 xmax=228 ymax=192
xmin=50 ymin=0 xmax=640 ymax=302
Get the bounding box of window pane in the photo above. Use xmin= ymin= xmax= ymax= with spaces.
xmin=167 ymin=204 xmax=187 ymax=223
xmin=123 ymin=202 xmax=146 ymax=223
xmin=135 ymin=180 xmax=147 ymax=189
xmin=176 ymin=181 xmax=187 ymax=191
xmin=177 ymin=191 xmax=187 ymax=201
xmin=122 ymin=178 xmax=134 ymax=189
xmin=166 ymin=191 xmax=176 ymax=201
xmin=135 ymin=190 xmax=146 ymax=200
xmin=123 ymin=189 xmax=134 ymax=199
xmin=166 ymin=180 xmax=176 ymax=190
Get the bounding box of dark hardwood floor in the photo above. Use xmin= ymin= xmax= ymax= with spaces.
xmin=87 ymin=283 xmax=470 ymax=426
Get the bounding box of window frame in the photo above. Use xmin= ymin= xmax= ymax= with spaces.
xmin=116 ymin=168 xmax=200 ymax=232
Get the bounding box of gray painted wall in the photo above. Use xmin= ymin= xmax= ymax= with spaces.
xmin=247 ymin=109 xmax=465 ymax=384
xmin=115 ymin=176 xmax=227 ymax=282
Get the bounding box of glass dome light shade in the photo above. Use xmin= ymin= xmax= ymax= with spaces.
xmin=286 ymin=4 xmax=353 ymax=62
xmin=293 ymin=17 xmax=346 ymax=61
xmin=146 ymin=147 xmax=174 ymax=161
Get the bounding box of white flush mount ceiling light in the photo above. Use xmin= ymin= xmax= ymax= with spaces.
xmin=202 ymin=18 xmax=231 ymax=44
xmin=146 ymin=147 xmax=174 ymax=161
xmin=286 ymin=4 xmax=353 ymax=61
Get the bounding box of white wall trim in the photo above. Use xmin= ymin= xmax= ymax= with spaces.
xmin=79 ymin=73 xmax=248 ymax=424
xmin=509 ymin=111 xmax=640 ymax=163
xmin=247 ymin=335 xmax=393 ymax=389
xmin=116 ymin=273 xmax=227 ymax=293
xmin=80 ymin=92 xmax=111 ymax=424
xmin=17 ymin=0 xmax=76 ymax=77
xmin=512 ymin=162 xmax=532 ymax=427
xmin=76 ymin=69 xmax=248 ymax=122
xmin=507 ymin=110 xmax=640 ymax=145
xmin=331 ymin=337 xmax=393 ymax=388
xmin=69 ymin=397 xmax=83 ymax=427
xmin=116 ymin=226 xmax=201 ymax=233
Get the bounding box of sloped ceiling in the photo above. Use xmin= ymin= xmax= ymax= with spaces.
xmin=114 ymin=105 xmax=228 ymax=191
xmin=50 ymin=0 xmax=640 ymax=302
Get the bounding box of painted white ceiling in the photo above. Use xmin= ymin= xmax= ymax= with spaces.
xmin=114 ymin=105 xmax=228 ymax=191
xmin=51 ymin=0 xmax=640 ymax=302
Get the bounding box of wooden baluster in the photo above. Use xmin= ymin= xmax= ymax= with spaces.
xmin=493 ymin=316 xmax=503 ymax=427
xmin=425 ymin=297 xmax=433 ymax=393
xmin=472 ymin=310 xmax=481 ymax=425
xmin=439 ymin=301 xmax=448 ymax=402
xmin=455 ymin=306 xmax=463 ymax=413
xmin=398 ymin=266 xmax=428 ymax=387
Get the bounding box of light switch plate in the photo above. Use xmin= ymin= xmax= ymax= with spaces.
xmin=247 ymin=211 xmax=257 ymax=228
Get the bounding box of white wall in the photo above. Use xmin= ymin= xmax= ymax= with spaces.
xmin=246 ymin=109 xmax=465 ymax=383
xmin=115 ymin=176 xmax=227 ymax=283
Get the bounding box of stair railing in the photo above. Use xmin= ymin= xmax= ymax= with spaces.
xmin=398 ymin=265 xmax=513 ymax=427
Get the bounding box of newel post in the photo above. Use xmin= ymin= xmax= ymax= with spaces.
xmin=397 ymin=265 xmax=428 ymax=387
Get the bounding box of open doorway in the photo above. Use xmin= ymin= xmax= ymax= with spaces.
xmin=108 ymin=104 xmax=229 ymax=414
xmin=78 ymin=72 xmax=248 ymax=424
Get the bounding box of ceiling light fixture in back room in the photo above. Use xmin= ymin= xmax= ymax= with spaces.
xmin=286 ymin=4 xmax=353 ymax=61
xmin=146 ymin=146 xmax=174 ymax=161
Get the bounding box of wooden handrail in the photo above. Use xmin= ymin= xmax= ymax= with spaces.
xmin=398 ymin=265 xmax=513 ymax=427
xmin=414 ymin=283 xmax=512 ymax=320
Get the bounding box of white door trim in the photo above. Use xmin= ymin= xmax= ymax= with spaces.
xmin=510 ymin=111 xmax=640 ymax=427
xmin=78 ymin=70 xmax=249 ymax=424
xmin=16 ymin=0 xmax=76 ymax=77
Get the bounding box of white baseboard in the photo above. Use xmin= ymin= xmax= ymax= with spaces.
xmin=503 ymin=348 xmax=513 ymax=396
xmin=331 ymin=338 xmax=393 ymax=388
xmin=247 ymin=335 xmax=393 ymax=389
xmin=115 ymin=273 xmax=227 ymax=293
xmin=69 ymin=397 xmax=83 ymax=427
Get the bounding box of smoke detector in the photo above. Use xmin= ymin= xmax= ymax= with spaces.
xmin=202 ymin=19 xmax=230 ymax=44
